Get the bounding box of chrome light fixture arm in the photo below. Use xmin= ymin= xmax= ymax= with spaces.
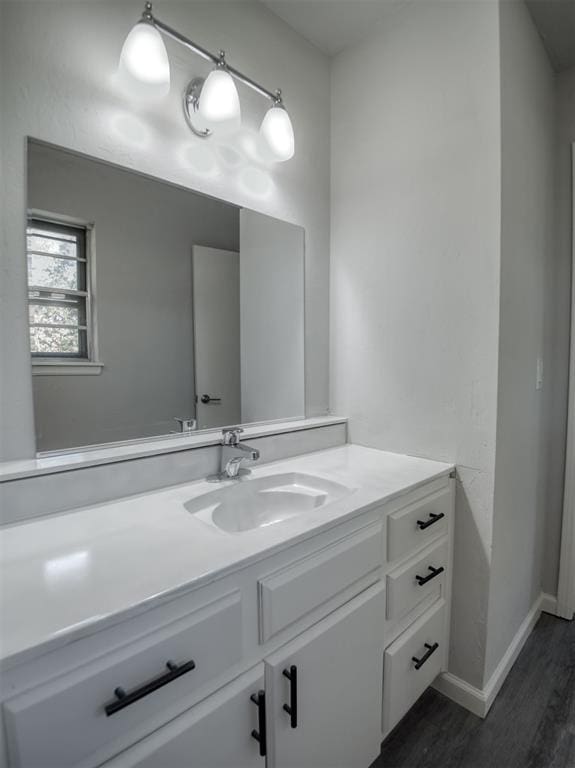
xmin=130 ymin=2 xmax=294 ymax=157
xmin=142 ymin=2 xmax=282 ymax=104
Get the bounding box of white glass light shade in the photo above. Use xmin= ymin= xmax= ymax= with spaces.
xmin=260 ymin=104 xmax=295 ymax=162
xmin=198 ymin=68 xmax=241 ymax=129
xmin=119 ymin=22 xmax=170 ymax=95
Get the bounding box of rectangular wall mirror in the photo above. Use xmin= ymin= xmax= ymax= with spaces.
xmin=27 ymin=140 xmax=305 ymax=453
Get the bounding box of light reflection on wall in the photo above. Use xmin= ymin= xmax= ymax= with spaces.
xmin=173 ymin=124 xmax=277 ymax=201
xmin=179 ymin=142 xmax=219 ymax=177
xmin=107 ymin=111 xmax=152 ymax=150
xmin=238 ymin=166 xmax=274 ymax=198
xmin=237 ymin=127 xmax=281 ymax=167
xmin=105 ymin=93 xmax=279 ymax=200
xmin=213 ymin=139 xmax=247 ymax=171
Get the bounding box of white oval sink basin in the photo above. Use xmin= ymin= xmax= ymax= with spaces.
xmin=184 ymin=472 xmax=353 ymax=533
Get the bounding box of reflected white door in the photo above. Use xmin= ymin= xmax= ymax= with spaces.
xmin=193 ymin=246 xmax=241 ymax=430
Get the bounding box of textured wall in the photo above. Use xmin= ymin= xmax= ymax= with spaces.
xmin=486 ymin=0 xmax=556 ymax=683
xmin=0 ymin=0 xmax=331 ymax=460
xmin=330 ymin=0 xmax=502 ymax=688
xmin=542 ymin=66 xmax=575 ymax=595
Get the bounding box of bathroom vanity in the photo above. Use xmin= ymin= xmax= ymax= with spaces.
xmin=1 ymin=135 xmax=453 ymax=768
xmin=0 ymin=445 xmax=454 ymax=768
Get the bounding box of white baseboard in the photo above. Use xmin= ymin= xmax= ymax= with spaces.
xmin=540 ymin=592 xmax=558 ymax=616
xmin=433 ymin=672 xmax=487 ymax=717
xmin=434 ymin=591 xmax=552 ymax=718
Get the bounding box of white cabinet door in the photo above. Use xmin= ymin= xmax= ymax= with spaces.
xmin=265 ymin=583 xmax=385 ymax=768
xmin=105 ymin=665 xmax=265 ymax=768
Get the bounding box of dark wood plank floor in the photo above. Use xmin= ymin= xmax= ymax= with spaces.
xmin=371 ymin=613 xmax=575 ymax=768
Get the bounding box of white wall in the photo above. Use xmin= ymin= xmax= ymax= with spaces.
xmin=542 ymin=65 xmax=575 ymax=594
xmin=331 ymin=0 xmax=566 ymax=691
xmin=240 ymin=209 xmax=305 ymax=423
xmin=485 ymin=0 xmax=556 ymax=682
xmin=0 ymin=0 xmax=331 ymax=461
xmin=331 ymin=0 xmax=502 ymax=688
xmin=29 ymin=141 xmax=239 ymax=450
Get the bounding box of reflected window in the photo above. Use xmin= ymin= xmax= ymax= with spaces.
xmin=26 ymin=217 xmax=93 ymax=359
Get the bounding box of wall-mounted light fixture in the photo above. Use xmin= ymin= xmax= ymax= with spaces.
xmin=119 ymin=2 xmax=295 ymax=161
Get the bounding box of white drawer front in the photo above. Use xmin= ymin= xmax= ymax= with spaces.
xmin=100 ymin=665 xmax=265 ymax=768
xmin=387 ymin=488 xmax=450 ymax=563
xmin=259 ymin=521 xmax=382 ymax=642
xmin=383 ymin=600 xmax=445 ymax=735
xmin=4 ymin=592 xmax=243 ymax=768
xmin=386 ymin=538 xmax=448 ymax=622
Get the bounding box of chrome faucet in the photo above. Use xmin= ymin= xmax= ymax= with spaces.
xmin=174 ymin=417 xmax=197 ymax=433
xmin=218 ymin=427 xmax=260 ymax=479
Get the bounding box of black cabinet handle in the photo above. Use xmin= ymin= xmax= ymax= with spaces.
xmin=282 ymin=665 xmax=298 ymax=728
xmin=412 ymin=642 xmax=439 ymax=670
xmin=415 ymin=565 xmax=445 ymax=586
xmin=104 ymin=659 xmax=196 ymax=716
xmin=416 ymin=512 xmax=445 ymax=530
xmin=250 ymin=690 xmax=267 ymax=757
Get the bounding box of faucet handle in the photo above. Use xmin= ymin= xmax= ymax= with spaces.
xmin=222 ymin=427 xmax=244 ymax=445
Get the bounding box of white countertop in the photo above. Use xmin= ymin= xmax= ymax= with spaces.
xmin=0 ymin=445 xmax=453 ymax=669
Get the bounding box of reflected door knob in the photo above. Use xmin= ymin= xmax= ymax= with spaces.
xmin=200 ymin=394 xmax=222 ymax=404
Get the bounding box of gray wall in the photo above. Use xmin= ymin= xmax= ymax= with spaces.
xmin=330 ymin=0 xmax=502 ymax=689
xmin=0 ymin=0 xmax=331 ymax=461
xmin=542 ymin=65 xmax=575 ymax=594
xmin=486 ymin=0 xmax=556 ymax=683
xmin=29 ymin=142 xmax=239 ymax=450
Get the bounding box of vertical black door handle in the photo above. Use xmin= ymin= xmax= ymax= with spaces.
xmin=412 ymin=642 xmax=439 ymax=670
xmin=282 ymin=665 xmax=298 ymax=728
xmin=250 ymin=690 xmax=267 ymax=757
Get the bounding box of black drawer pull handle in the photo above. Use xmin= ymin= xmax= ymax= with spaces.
xmin=412 ymin=642 xmax=439 ymax=670
xmin=282 ymin=665 xmax=298 ymax=728
xmin=415 ymin=565 xmax=445 ymax=586
xmin=104 ymin=659 xmax=196 ymax=716
xmin=416 ymin=512 xmax=445 ymax=530
xmin=250 ymin=690 xmax=267 ymax=757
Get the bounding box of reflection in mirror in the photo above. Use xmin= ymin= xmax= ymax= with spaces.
xmin=27 ymin=140 xmax=305 ymax=453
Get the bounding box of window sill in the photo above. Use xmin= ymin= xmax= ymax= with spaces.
xmin=32 ymin=361 xmax=104 ymax=376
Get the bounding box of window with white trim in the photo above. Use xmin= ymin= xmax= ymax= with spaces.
xmin=27 ymin=217 xmax=93 ymax=360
